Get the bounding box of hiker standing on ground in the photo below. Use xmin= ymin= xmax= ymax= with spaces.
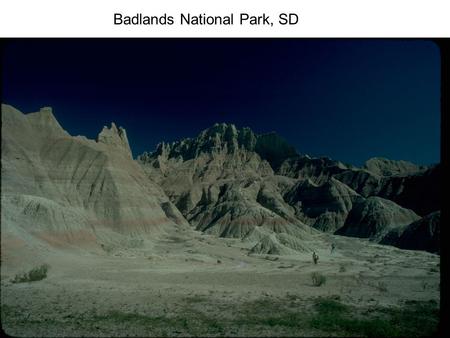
xmin=330 ymin=242 xmax=336 ymax=254
xmin=312 ymin=251 xmax=319 ymax=264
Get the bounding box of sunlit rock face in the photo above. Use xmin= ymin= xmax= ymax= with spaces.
xmin=138 ymin=121 xmax=439 ymax=254
xmin=363 ymin=157 xmax=427 ymax=177
xmin=138 ymin=123 xmax=312 ymax=241
xmin=1 ymin=104 xmax=189 ymax=259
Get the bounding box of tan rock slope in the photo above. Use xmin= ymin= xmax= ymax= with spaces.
xmin=335 ymin=196 xmax=420 ymax=241
xmin=278 ymin=154 xmax=440 ymax=216
xmin=138 ymin=122 xmax=439 ymax=253
xmin=283 ymin=177 xmax=363 ymax=232
xmin=138 ymin=123 xmax=314 ymax=245
xmin=1 ymin=104 xmax=189 ymax=263
xmin=363 ymin=157 xmax=427 ymax=177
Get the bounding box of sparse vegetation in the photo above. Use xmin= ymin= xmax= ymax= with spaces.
xmin=183 ymin=295 xmax=208 ymax=304
xmin=278 ymin=264 xmax=295 ymax=269
xmin=285 ymin=293 xmax=300 ymax=302
xmin=376 ymin=281 xmax=388 ymax=292
xmin=310 ymin=298 xmax=439 ymax=337
xmin=372 ymin=281 xmax=387 ymax=292
xmin=354 ymin=274 xmax=364 ymax=286
xmin=100 ymin=243 xmax=114 ymax=253
xmin=11 ymin=264 xmax=49 ymax=283
xmin=311 ymin=272 xmax=326 ymax=286
xmin=2 ymin=296 xmax=439 ymax=337
xmin=367 ymin=257 xmax=376 ymax=263
xmin=313 ymin=297 xmax=349 ymax=316
xmin=421 ymin=281 xmax=428 ymax=290
xmin=265 ymin=256 xmax=279 ymax=261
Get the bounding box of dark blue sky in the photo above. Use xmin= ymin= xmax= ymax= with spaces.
xmin=1 ymin=39 xmax=441 ymax=166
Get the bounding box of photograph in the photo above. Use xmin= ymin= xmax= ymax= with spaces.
xmin=0 ymin=39 xmax=442 ymax=337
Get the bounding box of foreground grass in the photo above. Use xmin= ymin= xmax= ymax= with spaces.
xmin=1 ymin=297 xmax=439 ymax=337
xmin=309 ymin=298 xmax=439 ymax=337
xmin=235 ymin=297 xmax=439 ymax=337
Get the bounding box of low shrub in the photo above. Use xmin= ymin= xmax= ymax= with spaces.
xmin=12 ymin=264 xmax=49 ymax=283
xmin=376 ymin=281 xmax=388 ymax=292
xmin=311 ymin=272 xmax=326 ymax=286
xmin=421 ymin=281 xmax=428 ymax=290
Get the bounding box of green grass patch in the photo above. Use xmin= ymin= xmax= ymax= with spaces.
xmin=313 ymin=297 xmax=349 ymax=315
xmin=2 ymin=296 xmax=439 ymax=337
xmin=87 ymin=309 xmax=225 ymax=335
xmin=310 ymin=298 xmax=439 ymax=337
xmin=183 ymin=295 xmax=208 ymax=303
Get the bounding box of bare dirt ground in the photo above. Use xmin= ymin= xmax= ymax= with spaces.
xmin=1 ymin=229 xmax=440 ymax=337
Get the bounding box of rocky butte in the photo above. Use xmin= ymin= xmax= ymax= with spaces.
xmin=1 ymin=104 xmax=189 ymax=263
xmin=137 ymin=121 xmax=440 ymax=254
xmin=1 ymin=104 xmax=440 ymax=263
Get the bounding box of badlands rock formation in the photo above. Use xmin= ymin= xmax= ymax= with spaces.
xmin=278 ymin=155 xmax=351 ymax=185
xmin=283 ymin=177 xmax=363 ymax=232
xmin=278 ymin=154 xmax=440 ymax=216
xmin=138 ymin=122 xmax=439 ymax=251
xmin=335 ymin=196 xmax=420 ymax=241
xmin=363 ymin=157 xmax=427 ymax=177
xmin=1 ymin=104 xmax=440 ymax=258
xmin=138 ymin=123 xmax=314 ymax=245
xmin=374 ymin=164 xmax=441 ymax=216
xmin=1 ymin=104 xmax=188 ymax=262
xmin=381 ymin=211 xmax=440 ymax=254
xmin=248 ymin=233 xmax=311 ymax=255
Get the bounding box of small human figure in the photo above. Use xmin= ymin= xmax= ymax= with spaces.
xmin=312 ymin=251 xmax=319 ymax=265
xmin=330 ymin=243 xmax=336 ymax=254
